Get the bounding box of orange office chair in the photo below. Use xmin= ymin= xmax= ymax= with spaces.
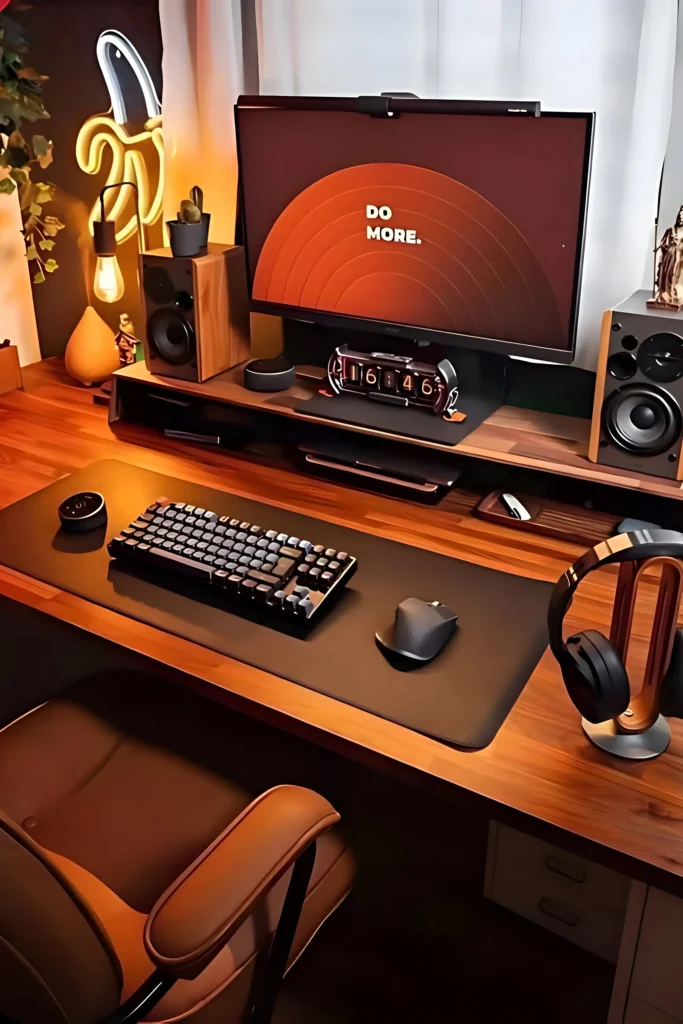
xmin=0 ymin=673 xmax=354 ymax=1023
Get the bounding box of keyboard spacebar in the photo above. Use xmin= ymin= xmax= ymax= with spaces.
xmin=148 ymin=547 xmax=214 ymax=580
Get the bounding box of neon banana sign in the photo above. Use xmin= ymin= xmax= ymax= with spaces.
xmin=76 ymin=30 xmax=164 ymax=245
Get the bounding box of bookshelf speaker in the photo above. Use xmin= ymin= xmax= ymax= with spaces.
xmin=589 ymin=290 xmax=683 ymax=480
xmin=140 ymin=243 xmax=250 ymax=383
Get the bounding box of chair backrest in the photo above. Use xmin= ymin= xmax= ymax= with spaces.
xmin=0 ymin=814 xmax=122 ymax=1024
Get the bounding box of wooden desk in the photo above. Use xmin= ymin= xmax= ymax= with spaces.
xmin=3 ymin=359 xmax=683 ymax=900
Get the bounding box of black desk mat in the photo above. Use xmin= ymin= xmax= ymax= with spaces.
xmin=0 ymin=460 xmax=551 ymax=749
xmin=295 ymin=390 xmax=500 ymax=445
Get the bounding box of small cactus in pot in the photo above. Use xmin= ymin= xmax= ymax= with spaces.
xmin=167 ymin=186 xmax=210 ymax=257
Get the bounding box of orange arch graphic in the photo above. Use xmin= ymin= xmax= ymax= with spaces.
xmin=253 ymin=163 xmax=563 ymax=346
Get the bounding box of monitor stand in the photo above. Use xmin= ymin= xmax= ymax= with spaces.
xmin=294 ymin=347 xmax=509 ymax=448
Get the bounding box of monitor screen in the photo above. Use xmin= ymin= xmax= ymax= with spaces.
xmin=235 ymin=97 xmax=593 ymax=363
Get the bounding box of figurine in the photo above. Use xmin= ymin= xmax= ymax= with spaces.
xmin=115 ymin=313 xmax=140 ymax=366
xmin=649 ymin=206 xmax=683 ymax=311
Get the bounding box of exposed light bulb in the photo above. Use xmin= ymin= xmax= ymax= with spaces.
xmin=94 ymin=255 xmax=124 ymax=303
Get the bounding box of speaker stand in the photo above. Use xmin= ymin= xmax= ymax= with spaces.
xmin=582 ymin=715 xmax=671 ymax=760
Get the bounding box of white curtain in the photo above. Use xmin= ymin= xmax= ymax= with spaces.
xmin=256 ymin=0 xmax=677 ymax=369
xmin=0 ymin=188 xmax=41 ymax=366
xmin=159 ymin=0 xmax=247 ymax=244
xmin=160 ymin=0 xmax=677 ymax=368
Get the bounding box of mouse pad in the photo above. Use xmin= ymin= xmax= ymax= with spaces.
xmin=0 ymin=460 xmax=552 ymax=749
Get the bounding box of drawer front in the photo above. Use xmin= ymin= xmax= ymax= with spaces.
xmin=493 ymin=823 xmax=631 ymax=913
xmin=490 ymin=860 xmax=625 ymax=962
xmin=631 ymin=888 xmax=683 ymax=1019
xmin=487 ymin=824 xmax=629 ymax=963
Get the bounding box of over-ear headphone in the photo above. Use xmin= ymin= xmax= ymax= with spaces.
xmin=548 ymin=530 xmax=683 ymax=724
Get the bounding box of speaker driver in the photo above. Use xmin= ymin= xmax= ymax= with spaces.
xmin=148 ymin=308 xmax=195 ymax=366
xmin=604 ymin=385 xmax=682 ymax=455
xmin=637 ymin=333 xmax=683 ymax=383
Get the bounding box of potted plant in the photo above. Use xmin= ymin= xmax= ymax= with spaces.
xmin=167 ymin=186 xmax=209 ymax=257
xmin=0 ymin=3 xmax=65 ymax=283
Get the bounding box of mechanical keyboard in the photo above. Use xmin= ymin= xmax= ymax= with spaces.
xmin=108 ymin=499 xmax=357 ymax=627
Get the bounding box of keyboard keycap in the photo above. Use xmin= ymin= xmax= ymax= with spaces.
xmin=240 ymin=578 xmax=259 ymax=597
xmin=299 ymin=540 xmax=313 ymax=553
xmin=279 ymin=546 xmax=302 ymax=561
xmin=255 ymin=583 xmax=273 ymax=600
xmin=285 ymin=594 xmax=300 ymax=611
xmin=149 ymin=547 xmax=214 ymax=580
xmin=277 ymin=532 xmax=288 ymax=543
xmin=288 ymin=537 xmax=300 ymax=548
xmin=297 ymin=598 xmax=315 ymax=618
xmin=328 ymin=561 xmax=341 ymax=573
xmin=272 ymin=557 xmax=295 ymax=579
xmin=248 ymin=569 xmax=279 ymax=586
xmin=266 ymin=530 xmax=278 ymax=540
xmin=240 ymin=522 xmax=250 ymax=530
xmin=320 ymin=571 xmax=334 ymax=589
xmin=325 ymin=548 xmax=336 ymax=559
xmin=336 ymin=552 xmax=349 ymax=564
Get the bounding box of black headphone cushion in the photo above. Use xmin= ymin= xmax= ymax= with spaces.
xmin=660 ymin=628 xmax=683 ymax=719
xmin=564 ymin=629 xmax=631 ymax=724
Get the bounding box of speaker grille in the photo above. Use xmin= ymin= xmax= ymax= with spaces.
xmin=603 ymin=384 xmax=682 ymax=455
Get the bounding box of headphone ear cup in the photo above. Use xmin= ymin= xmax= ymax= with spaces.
xmin=563 ymin=629 xmax=631 ymax=724
xmin=660 ymin=628 xmax=683 ymax=719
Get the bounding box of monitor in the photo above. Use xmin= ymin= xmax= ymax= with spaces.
xmin=235 ymin=96 xmax=594 ymax=364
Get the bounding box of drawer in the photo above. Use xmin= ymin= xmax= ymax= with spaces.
xmin=626 ymin=997 xmax=682 ymax=1024
xmin=492 ymin=823 xmax=631 ymax=913
xmin=631 ymin=888 xmax=683 ymax=1019
xmin=486 ymin=823 xmax=629 ymax=962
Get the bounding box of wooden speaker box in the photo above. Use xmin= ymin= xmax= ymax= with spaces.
xmin=589 ymin=289 xmax=683 ymax=480
xmin=140 ymin=243 xmax=250 ymax=382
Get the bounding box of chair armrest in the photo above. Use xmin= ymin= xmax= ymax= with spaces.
xmin=143 ymin=785 xmax=340 ymax=979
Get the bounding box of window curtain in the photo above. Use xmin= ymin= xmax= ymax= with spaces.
xmin=160 ymin=0 xmax=677 ymax=369
xmin=159 ymin=0 xmax=255 ymax=244
xmin=0 ymin=184 xmax=41 ymax=365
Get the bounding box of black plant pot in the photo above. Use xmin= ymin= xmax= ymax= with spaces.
xmin=199 ymin=212 xmax=211 ymax=250
xmin=167 ymin=220 xmax=204 ymax=258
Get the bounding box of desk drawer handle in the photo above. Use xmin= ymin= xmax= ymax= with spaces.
xmin=544 ymin=855 xmax=586 ymax=884
xmin=538 ymin=898 xmax=580 ymax=928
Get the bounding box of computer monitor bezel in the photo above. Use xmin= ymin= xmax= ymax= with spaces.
xmin=235 ymin=95 xmax=594 ymax=365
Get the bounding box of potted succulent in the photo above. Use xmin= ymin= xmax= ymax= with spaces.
xmin=167 ymin=185 xmax=210 ymax=257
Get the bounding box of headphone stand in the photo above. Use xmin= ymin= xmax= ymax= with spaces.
xmin=584 ymin=556 xmax=683 ymax=760
xmin=582 ymin=714 xmax=671 ymax=761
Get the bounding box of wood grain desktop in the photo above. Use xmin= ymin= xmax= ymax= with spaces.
xmin=3 ymin=359 xmax=683 ymax=900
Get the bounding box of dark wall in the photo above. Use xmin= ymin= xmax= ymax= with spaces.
xmin=17 ymin=0 xmax=162 ymax=356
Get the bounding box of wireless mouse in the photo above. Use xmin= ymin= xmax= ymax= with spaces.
xmin=376 ymin=597 xmax=458 ymax=663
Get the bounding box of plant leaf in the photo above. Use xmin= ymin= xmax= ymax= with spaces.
xmin=28 ymin=200 xmax=41 ymax=215
xmin=31 ymin=133 xmax=49 ymax=156
xmin=35 ymin=181 xmax=54 ymax=203
xmin=25 ymin=243 xmax=37 ymax=260
xmin=33 ymin=269 xmax=45 ymax=284
xmin=8 ymin=165 xmax=26 ymax=184
xmin=0 ymin=176 xmax=16 ymax=194
xmin=44 ymin=258 xmax=57 ymax=273
xmin=38 ymin=237 xmax=54 ymax=250
xmin=17 ymin=67 xmax=49 ymax=82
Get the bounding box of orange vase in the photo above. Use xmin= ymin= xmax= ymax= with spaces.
xmin=64 ymin=305 xmax=120 ymax=386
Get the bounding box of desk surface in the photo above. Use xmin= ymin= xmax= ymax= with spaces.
xmin=3 ymin=359 xmax=683 ymax=895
